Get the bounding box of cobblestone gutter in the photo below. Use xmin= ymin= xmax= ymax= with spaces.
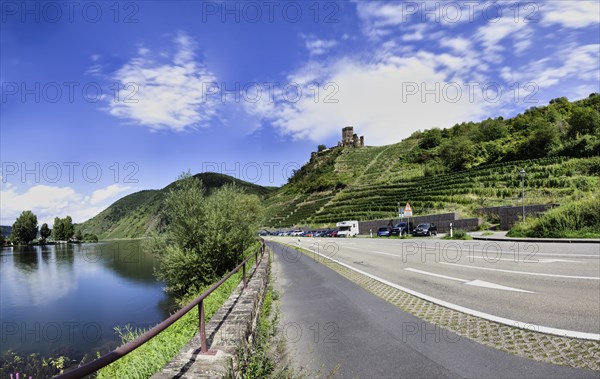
xmin=280 ymin=242 xmax=600 ymax=371
xmin=152 ymin=251 xmax=270 ymax=379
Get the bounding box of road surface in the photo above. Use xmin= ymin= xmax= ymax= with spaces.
xmin=268 ymin=241 xmax=598 ymax=378
xmin=270 ymin=236 xmax=600 ymax=336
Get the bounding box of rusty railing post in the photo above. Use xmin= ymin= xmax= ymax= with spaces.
xmin=199 ymin=299 xmax=207 ymax=354
xmin=243 ymin=261 xmax=247 ymax=288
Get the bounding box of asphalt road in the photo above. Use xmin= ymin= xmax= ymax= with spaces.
xmin=269 ymin=236 xmax=600 ymax=336
xmin=269 ymin=241 xmax=598 ymax=378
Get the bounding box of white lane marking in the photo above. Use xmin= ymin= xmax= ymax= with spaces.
xmin=405 ymin=268 xmax=535 ymax=293
xmin=344 ymin=246 xmax=401 ymax=258
xmin=439 ymin=262 xmax=600 ymax=280
xmin=405 ymin=268 xmax=467 ymax=282
xmin=538 ymin=259 xmax=580 ymax=263
xmin=466 ymin=256 xmax=580 ymax=263
xmin=290 ymin=244 xmax=600 ymax=341
xmin=463 ymin=279 xmax=535 ymax=294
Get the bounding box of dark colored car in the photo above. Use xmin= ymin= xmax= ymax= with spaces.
xmin=377 ymin=227 xmax=391 ymax=237
xmin=412 ymin=223 xmax=437 ymax=236
xmin=327 ymin=230 xmax=339 ymax=237
xmin=390 ymin=222 xmax=415 ymax=236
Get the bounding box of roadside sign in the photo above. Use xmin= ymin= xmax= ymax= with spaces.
xmin=404 ymin=202 xmax=413 ymax=217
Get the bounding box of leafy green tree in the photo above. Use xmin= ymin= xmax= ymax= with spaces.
xmin=83 ymin=233 xmax=99 ymax=243
xmin=521 ymin=120 xmax=560 ymax=158
xmin=475 ymin=118 xmax=508 ymax=142
xmin=419 ymin=128 xmax=442 ymax=149
xmin=568 ymin=107 xmax=600 ymax=138
xmin=40 ymin=223 xmax=51 ymax=242
xmin=149 ymin=173 xmax=264 ymax=299
xmin=439 ymin=137 xmax=477 ymax=171
xmin=75 ymin=229 xmax=84 ymax=241
xmin=317 ymin=144 xmax=327 ymax=152
xmin=12 ymin=210 xmax=39 ymax=244
xmin=0 ymin=233 xmax=5 ymax=246
xmin=52 ymin=216 xmax=75 ymax=241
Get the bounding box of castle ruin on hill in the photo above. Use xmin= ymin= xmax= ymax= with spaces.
xmin=311 ymin=126 xmax=364 ymax=160
xmin=338 ymin=126 xmax=364 ymax=148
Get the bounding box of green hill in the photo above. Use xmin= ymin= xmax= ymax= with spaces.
xmin=79 ymin=172 xmax=276 ymax=239
xmin=264 ymin=94 xmax=600 ymax=227
xmin=81 ymin=94 xmax=600 ymax=235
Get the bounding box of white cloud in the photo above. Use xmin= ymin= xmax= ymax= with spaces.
xmin=303 ymin=35 xmax=338 ymax=56
xmin=1 ymin=183 xmax=133 ymax=226
xmin=541 ymin=1 xmax=600 ymax=29
xmin=252 ymin=52 xmax=495 ymax=145
xmin=90 ymin=184 xmax=131 ymax=205
xmin=107 ymin=31 xmax=218 ymax=132
xmin=500 ymin=44 xmax=600 ymax=88
xmin=440 ymin=37 xmax=471 ymax=53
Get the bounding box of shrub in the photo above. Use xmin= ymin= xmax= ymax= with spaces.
xmin=508 ymin=196 xmax=600 ymax=238
xmin=148 ymin=173 xmax=264 ymax=299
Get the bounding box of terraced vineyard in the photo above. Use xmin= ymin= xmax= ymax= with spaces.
xmin=265 ymin=156 xmax=599 ymax=227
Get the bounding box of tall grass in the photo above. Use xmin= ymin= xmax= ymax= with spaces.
xmin=508 ymin=196 xmax=600 ymax=238
xmin=95 ymin=242 xmax=259 ymax=379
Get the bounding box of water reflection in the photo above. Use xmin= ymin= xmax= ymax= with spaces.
xmin=0 ymin=241 xmax=173 ymax=359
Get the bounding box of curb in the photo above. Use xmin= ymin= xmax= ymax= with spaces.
xmin=473 ymin=236 xmax=600 ymax=244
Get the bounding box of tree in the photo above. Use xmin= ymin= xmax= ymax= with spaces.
xmin=149 ymin=173 xmax=264 ymax=300
xmin=568 ymin=107 xmax=600 ymax=138
xmin=75 ymin=229 xmax=84 ymax=241
xmin=40 ymin=223 xmax=51 ymax=243
xmin=439 ymin=137 xmax=478 ymax=171
xmin=317 ymin=144 xmax=327 ymax=152
xmin=419 ymin=128 xmax=442 ymax=149
xmin=52 ymin=216 xmax=75 ymax=241
xmin=521 ymin=120 xmax=560 ymax=158
xmin=12 ymin=210 xmax=38 ymax=244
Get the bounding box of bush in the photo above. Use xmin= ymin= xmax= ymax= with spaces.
xmin=443 ymin=229 xmax=472 ymax=240
xmin=508 ymin=196 xmax=600 ymax=238
xmin=149 ymin=173 xmax=264 ymax=299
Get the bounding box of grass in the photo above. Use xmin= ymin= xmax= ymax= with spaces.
xmin=481 ymin=231 xmax=495 ymax=236
xmin=95 ymin=242 xmax=260 ymax=379
xmin=442 ymin=229 xmax=472 ymax=240
xmin=507 ymin=196 xmax=600 ymax=238
xmin=230 ymin=262 xmax=301 ymax=379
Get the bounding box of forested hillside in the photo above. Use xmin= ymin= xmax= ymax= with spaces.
xmin=265 ymin=94 xmax=600 ymax=227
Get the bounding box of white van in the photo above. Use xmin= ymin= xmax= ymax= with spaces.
xmin=336 ymin=220 xmax=359 ymax=237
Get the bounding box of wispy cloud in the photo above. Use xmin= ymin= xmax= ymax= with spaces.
xmin=107 ymin=31 xmax=218 ymax=132
xmin=303 ymin=35 xmax=338 ymax=56
xmin=541 ymin=1 xmax=600 ymax=29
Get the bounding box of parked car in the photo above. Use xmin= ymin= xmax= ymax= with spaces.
xmin=390 ymin=222 xmax=415 ymax=236
xmin=377 ymin=227 xmax=391 ymax=237
xmin=412 ymin=223 xmax=437 ymax=236
xmin=327 ymin=229 xmax=339 ymax=237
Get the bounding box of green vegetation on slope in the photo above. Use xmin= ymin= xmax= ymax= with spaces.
xmin=79 ymin=172 xmax=275 ymax=240
xmin=265 ymin=94 xmax=600 ymax=227
xmin=508 ymin=195 xmax=600 ymax=238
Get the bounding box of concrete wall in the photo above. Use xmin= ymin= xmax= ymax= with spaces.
xmin=477 ymin=204 xmax=559 ymax=230
xmin=153 ymin=251 xmax=270 ymax=379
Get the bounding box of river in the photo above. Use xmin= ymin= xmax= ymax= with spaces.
xmin=0 ymin=240 xmax=174 ymax=363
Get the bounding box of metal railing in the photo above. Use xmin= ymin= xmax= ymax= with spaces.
xmin=55 ymin=239 xmax=266 ymax=379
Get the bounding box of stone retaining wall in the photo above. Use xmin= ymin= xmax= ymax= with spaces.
xmin=476 ymin=204 xmax=559 ymax=230
xmin=358 ymin=213 xmax=483 ymax=233
xmin=152 ymin=252 xmax=270 ymax=379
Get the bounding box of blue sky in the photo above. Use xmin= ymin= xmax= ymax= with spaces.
xmin=1 ymin=0 xmax=599 ymax=225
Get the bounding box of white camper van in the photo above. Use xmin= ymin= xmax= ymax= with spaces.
xmin=336 ymin=220 xmax=359 ymax=237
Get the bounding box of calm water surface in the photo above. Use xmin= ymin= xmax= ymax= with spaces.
xmin=0 ymin=241 xmax=174 ymax=360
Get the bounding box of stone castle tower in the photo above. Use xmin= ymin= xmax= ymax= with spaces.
xmin=339 ymin=126 xmax=364 ymax=148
